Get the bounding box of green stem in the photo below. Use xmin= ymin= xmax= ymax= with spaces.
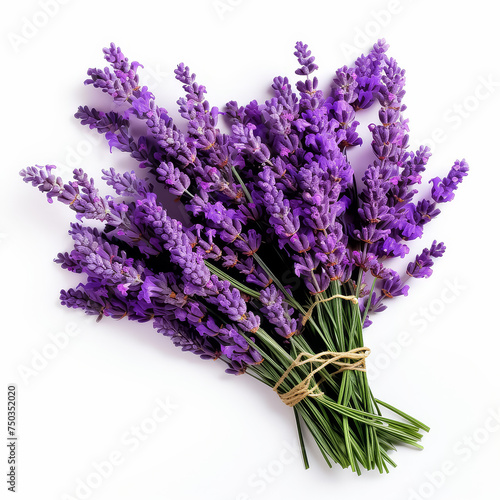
xmin=231 ymin=166 xmax=254 ymax=205
xmin=205 ymin=261 xmax=261 ymax=298
xmin=361 ymin=277 xmax=377 ymax=327
xmin=252 ymin=252 xmax=304 ymax=312
xmin=294 ymin=408 xmax=310 ymax=469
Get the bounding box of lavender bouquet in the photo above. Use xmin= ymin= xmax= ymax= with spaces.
xmin=21 ymin=40 xmax=468 ymax=473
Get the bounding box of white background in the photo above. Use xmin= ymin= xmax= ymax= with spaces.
xmin=1 ymin=1 xmax=499 ymax=499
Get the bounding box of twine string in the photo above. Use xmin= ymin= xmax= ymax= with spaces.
xmin=301 ymin=294 xmax=358 ymax=326
xmin=273 ymin=348 xmax=370 ymax=407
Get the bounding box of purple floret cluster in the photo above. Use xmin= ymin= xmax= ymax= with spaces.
xmin=21 ymin=40 xmax=467 ymax=373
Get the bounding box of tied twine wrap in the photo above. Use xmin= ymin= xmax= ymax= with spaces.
xmin=273 ymin=348 xmax=371 ymax=407
xmin=301 ymin=294 xmax=358 ymax=326
xmin=273 ymin=292 xmax=366 ymax=407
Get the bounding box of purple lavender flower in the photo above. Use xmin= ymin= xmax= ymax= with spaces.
xmin=260 ymin=285 xmax=298 ymax=338
xmin=380 ymin=273 xmax=409 ymax=299
xmin=294 ymin=42 xmax=323 ymax=111
xmin=353 ymin=39 xmax=388 ymax=110
xmin=101 ymin=168 xmax=152 ymax=198
xmin=85 ymin=43 xmax=143 ymax=103
xmin=69 ymin=224 xmax=145 ymax=292
xmin=154 ymin=316 xmax=221 ymax=361
xmin=430 ymin=160 xmax=469 ymax=203
xmin=232 ymin=123 xmax=271 ymax=164
xmin=406 ymin=241 xmax=446 ymax=279
xmin=60 ymin=286 xmax=106 ymax=319
xmin=75 ymin=106 xmax=129 ymax=134
xmin=134 ymin=193 xmax=211 ymax=294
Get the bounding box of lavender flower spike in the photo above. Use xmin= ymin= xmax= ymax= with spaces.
xmin=406 ymin=241 xmax=446 ymax=279
xmin=430 ymin=160 xmax=469 ymax=203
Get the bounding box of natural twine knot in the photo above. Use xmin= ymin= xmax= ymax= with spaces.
xmin=301 ymin=294 xmax=358 ymax=326
xmin=273 ymin=348 xmax=370 ymax=407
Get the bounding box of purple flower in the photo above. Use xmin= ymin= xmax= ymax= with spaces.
xmin=232 ymin=123 xmax=271 ymax=163
xmin=431 ymin=160 xmax=469 ymax=203
xmin=102 ymin=168 xmax=152 ymax=198
xmin=381 ymin=273 xmax=409 ymax=298
xmin=85 ymin=43 xmax=143 ymax=103
xmin=294 ymin=42 xmax=319 ymax=76
xmin=156 ymin=162 xmax=191 ymax=196
xmin=260 ymin=285 xmax=298 ymax=338
xmin=203 ymin=201 xmax=238 ymax=224
xmin=406 ymin=241 xmax=446 ymax=279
